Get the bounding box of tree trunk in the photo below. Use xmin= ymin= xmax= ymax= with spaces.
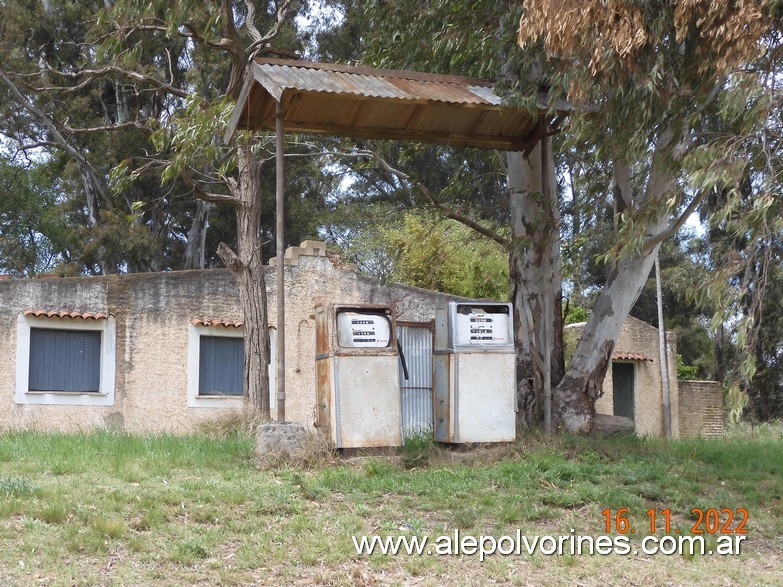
xmin=184 ymin=199 xmax=211 ymax=269
xmin=554 ymin=251 xmax=659 ymax=432
xmin=553 ymin=134 xmax=676 ymax=433
xmin=217 ymin=144 xmax=271 ymax=418
xmin=507 ymin=142 xmax=565 ymax=430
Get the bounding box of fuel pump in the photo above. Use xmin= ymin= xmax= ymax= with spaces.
xmin=433 ymin=301 xmax=516 ymax=443
xmin=315 ymin=304 xmax=402 ymax=449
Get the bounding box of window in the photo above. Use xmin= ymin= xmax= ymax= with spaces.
xmin=15 ymin=313 xmax=116 ymax=406
xmin=198 ymin=336 xmax=243 ymax=396
xmin=187 ymin=323 xmax=245 ymax=408
xmin=29 ymin=328 xmax=101 ymax=392
xmin=187 ymin=321 xmax=276 ymax=409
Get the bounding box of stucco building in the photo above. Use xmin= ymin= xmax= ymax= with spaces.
xmin=0 ymin=241 xmax=721 ymax=438
xmin=0 ymin=242 xmax=453 ymax=433
xmin=566 ymin=316 xmax=681 ymax=437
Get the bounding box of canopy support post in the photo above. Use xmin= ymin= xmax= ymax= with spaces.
xmin=275 ymin=99 xmax=286 ymax=422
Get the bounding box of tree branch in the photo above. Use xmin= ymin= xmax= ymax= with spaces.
xmin=38 ymin=62 xmax=189 ymax=99
xmin=333 ymin=149 xmax=510 ymax=248
xmin=62 ymin=120 xmax=152 ymax=135
xmin=17 ymin=141 xmax=59 ymax=152
xmin=0 ymin=64 xmax=114 ymax=221
xmin=642 ymin=189 xmax=708 ymax=252
xmin=244 ymin=0 xmax=264 ymax=44
xmin=326 ymin=151 xmax=510 ymax=249
xmin=180 ymin=167 xmax=241 ymax=208
xmin=217 ymin=241 xmax=242 ymax=272
xmin=246 ymin=0 xmax=297 ymax=60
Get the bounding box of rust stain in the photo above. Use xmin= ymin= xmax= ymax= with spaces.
xmin=315 ymin=359 xmax=331 ymax=430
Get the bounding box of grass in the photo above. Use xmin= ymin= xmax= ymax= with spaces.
xmin=0 ymin=426 xmax=779 ymax=585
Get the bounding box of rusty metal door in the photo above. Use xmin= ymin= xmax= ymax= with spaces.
xmin=397 ymin=322 xmax=433 ymax=440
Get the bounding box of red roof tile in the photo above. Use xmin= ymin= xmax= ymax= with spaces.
xmin=23 ymin=309 xmax=109 ymax=320
xmin=612 ymin=352 xmax=653 ymax=362
xmin=192 ymin=318 xmax=243 ymax=329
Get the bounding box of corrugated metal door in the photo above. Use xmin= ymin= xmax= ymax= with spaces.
xmin=397 ymin=323 xmax=433 ymax=440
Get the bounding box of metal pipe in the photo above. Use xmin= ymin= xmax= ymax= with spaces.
xmin=275 ymin=100 xmax=286 ymax=422
xmin=541 ymin=118 xmax=552 ymax=436
xmin=656 ymin=255 xmax=672 ymax=437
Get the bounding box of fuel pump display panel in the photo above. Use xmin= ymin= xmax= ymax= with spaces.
xmin=452 ymin=304 xmax=512 ymax=347
xmin=336 ymin=311 xmax=392 ymax=348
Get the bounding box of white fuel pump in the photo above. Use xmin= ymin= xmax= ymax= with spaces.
xmin=434 ymin=301 xmax=516 ymax=443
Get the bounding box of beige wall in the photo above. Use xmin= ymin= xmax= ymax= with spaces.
xmin=0 ymin=242 xmax=453 ymax=433
xmin=3 ymin=242 xmax=705 ymax=439
xmin=679 ymin=380 xmax=724 ymax=438
xmin=568 ymin=316 xmax=680 ymax=438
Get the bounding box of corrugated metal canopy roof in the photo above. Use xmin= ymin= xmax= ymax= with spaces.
xmin=224 ymin=59 xmax=547 ymax=150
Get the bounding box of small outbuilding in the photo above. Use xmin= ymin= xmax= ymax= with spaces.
xmin=567 ymin=315 xmax=724 ymax=438
xmin=567 ymin=316 xmax=680 ymax=437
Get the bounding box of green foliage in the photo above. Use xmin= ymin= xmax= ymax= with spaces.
xmin=0 ymin=159 xmax=69 ymax=276
xmin=676 ymin=355 xmax=698 ymax=381
xmin=0 ymin=477 xmax=36 ymax=498
xmin=564 ymin=304 xmax=589 ymax=325
xmin=398 ymin=431 xmax=434 ymax=469
xmin=726 ymin=383 xmax=750 ymax=425
xmin=368 ymin=212 xmax=509 ymax=299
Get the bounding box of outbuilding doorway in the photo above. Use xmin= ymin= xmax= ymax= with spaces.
xmin=612 ymin=362 xmax=635 ymax=421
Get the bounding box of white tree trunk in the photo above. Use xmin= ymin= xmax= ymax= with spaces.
xmin=184 ymin=200 xmax=212 ymax=269
xmin=507 ymin=143 xmax=564 ymax=429
xmin=553 ymin=132 xmax=676 ymax=433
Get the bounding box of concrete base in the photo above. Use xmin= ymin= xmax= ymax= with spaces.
xmin=591 ymin=413 xmax=635 ymax=438
xmin=255 ymin=421 xmax=310 ymax=465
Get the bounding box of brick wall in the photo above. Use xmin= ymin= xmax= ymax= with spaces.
xmin=678 ymin=380 xmax=724 ymax=438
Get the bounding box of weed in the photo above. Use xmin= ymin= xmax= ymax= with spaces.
xmin=170 ymin=538 xmax=209 ymax=564
xmin=91 ymin=515 xmax=125 ymax=539
xmin=0 ymin=498 xmax=23 ymax=518
xmin=0 ymin=477 xmax=36 ymax=498
xmin=33 ymin=501 xmax=69 ymax=524
xmin=398 ymin=430 xmax=434 ymax=469
xmin=257 ymin=428 xmax=336 ymax=470
xmin=196 ymin=409 xmax=262 ymax=439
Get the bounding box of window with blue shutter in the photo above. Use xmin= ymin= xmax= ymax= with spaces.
xmin=28 ymin=328 xmax=102 ymax=392
xmin=198 ymin=336 xmax=243 ymax=396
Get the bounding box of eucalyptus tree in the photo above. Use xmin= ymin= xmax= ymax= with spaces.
xmin=0 ymin=0 xmax=193 ymax=273
xmin=360 ymin=0 xmax=781 ymax=431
